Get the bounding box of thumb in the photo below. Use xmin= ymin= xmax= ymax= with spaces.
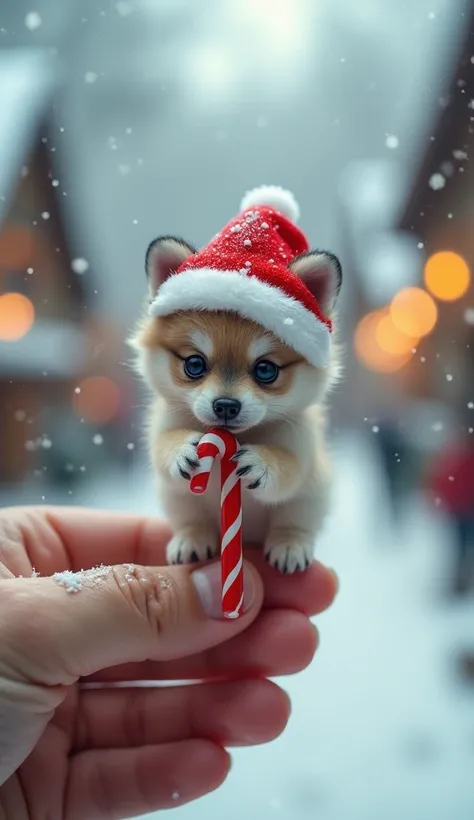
xmin=1 ymin=560 xmax=263 ymax=684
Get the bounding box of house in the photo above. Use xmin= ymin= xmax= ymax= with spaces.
xmin=0 ymin=49 xmax=130 ymax=484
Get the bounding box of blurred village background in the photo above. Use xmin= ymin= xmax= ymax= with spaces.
xmin=0 ymin=1 xmax=474 ymax=819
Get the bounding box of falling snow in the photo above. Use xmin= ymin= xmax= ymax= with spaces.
xmin=71 ymin=258 xmax=89 ymax=274
xmin=24 ymin=11 xmax=42 ymax=30
xmin=41 ymin=211 xmax=50 ymax=220
xmin=127 ymin=442 xmax=135 ymax=450
xmin=93 ymin=434 xmax=104 ymax=445
xmin=385 ymin=134 xmax=399 ymax=149
xmin=468 ymin=402 xmax=474 ymax=410
xmin=429 ymin=173 xmax=446 ymax=190
xmin=51 ymin=179 xmax=59 ymax=187
xmin=372 ymin=425 xmax=380 ymax=434
xmin=85 ymin=71 xmax=98 ymax=84
xmin=445 ymin=374 xmax=453 ymax=382
xmin=453 ymin=149 xmax=467 ymax=160
xmin=284 ymin=317 xmax=294 ymax=325
xmin=464 ymin=308 xmax=474 ymax=325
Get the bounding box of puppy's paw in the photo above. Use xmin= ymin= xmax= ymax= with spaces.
xmin=264 ymin=529 xmax=314 ymax=574
xmin=232 ymin=446 xmax=273 ymax=492
xmin=169 ymin=434 xmax=201 ymax=481
xmin=166 ymin=525 xmax=219 ymax=565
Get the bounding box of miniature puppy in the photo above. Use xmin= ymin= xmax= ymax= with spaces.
xmin=130 ymin=186 xmax=342 ymax=573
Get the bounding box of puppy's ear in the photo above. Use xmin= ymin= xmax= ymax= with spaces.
xmin=289 ymin=250 xmax=342 ymax=315
xmin=146 ymin=236 xmax=196 ymax=298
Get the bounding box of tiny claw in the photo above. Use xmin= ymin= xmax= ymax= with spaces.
xmin=206 ymin=546 xmax=214 ymax=560
xmin=247 ymin=478 xmax=261 ymax=489
xmin=236 ymin=465 xmax=252 ymax=477
xmin=185 ymin=456 xmax=199 ymax=469
xmin=231 ymin=448 xmax=247 ymax=461
xmin=189 ymin=550 xmax=200 ymax=563
xmin=178 ymin=466 xmax=191 ymax=480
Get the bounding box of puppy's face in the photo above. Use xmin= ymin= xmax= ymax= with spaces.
xmin=132 ymin=311 xmax=336 ymax=432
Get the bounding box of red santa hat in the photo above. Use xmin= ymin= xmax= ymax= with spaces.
xmin=146 ymin=185 xmax=342 ymax=368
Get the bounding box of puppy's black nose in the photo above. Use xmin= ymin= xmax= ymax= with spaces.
xmin=213 ymin=397 xmax=241 ymax=423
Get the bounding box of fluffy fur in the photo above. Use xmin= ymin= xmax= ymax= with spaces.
xmin=148 ymin=266 xmax=332 ymax=368
xmin=240 ymin=185 xmax=300 ymax=223
xmin=131 ymin=240 xmax=342 ymax=572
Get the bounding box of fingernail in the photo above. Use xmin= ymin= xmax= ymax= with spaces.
xmin=328 ymin=568 xmax=339 ymax=596
xmin=192 ymin=561 xmax=256 ymax=619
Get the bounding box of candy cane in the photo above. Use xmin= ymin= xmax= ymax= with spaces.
xmin=190 ymin=428 xmax=243 ymax=619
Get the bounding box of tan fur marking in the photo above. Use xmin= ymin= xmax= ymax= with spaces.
xmin=133 ymin=310 xmax=311 ymax=395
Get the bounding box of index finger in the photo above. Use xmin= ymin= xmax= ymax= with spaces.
xmin=1 ymin=506 xmax=337 ymax=616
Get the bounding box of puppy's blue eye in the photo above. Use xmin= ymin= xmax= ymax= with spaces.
xmin=253 ymin=360 xmax=279 ymax=385
xmin=183 ymin=355 xmax=207 ymax=379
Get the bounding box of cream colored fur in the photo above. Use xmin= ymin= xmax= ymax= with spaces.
xmin=130 ymin=308 xmax=341 ymax=574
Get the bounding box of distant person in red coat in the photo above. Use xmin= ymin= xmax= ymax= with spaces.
xmin=427 ymin=432 xmax=474 ymax=596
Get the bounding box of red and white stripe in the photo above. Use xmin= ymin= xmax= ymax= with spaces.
xmin=190 ymin=429 xmax=243 ymax=619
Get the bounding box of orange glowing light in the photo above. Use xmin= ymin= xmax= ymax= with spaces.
xmin=354 ymin=309 xmax=414 ymax=373
xmin=390 ymin=287 xmax=437 ymax=338
xmin=424 ymin=251 xmax=470 ymax=301
xmin=0 ymin=292 xmax=35 ymax=341
xmin=375 ymin=312 xmax=419 ymax=355
xmin=73 ymin=376 xmax=120 ymax=424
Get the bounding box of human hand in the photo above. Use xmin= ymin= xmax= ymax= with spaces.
xmin=0 ymin=506 xmax=337 ymax=819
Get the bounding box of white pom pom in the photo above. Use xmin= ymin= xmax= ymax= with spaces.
xmin=240 ymin=185 xmax=300 ymax=223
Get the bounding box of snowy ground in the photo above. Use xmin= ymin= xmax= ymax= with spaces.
xmin=1 ymin=431 xmax=474 ymax=820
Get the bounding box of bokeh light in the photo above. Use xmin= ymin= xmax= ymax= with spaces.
xmin=424 ymin=251 xmax=470 ymax=301
xmin=376 ymin=311 xmax=419 ymax=355
xmin=73 ymin=376 xmax=120 ymax=424
xmin=354 ymin=309 xmax=414 ymax=373
xmin=0 ymin=292 xmax=35 ymax=341
xmin=390 ymin=287 xmax=437 ymax=338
